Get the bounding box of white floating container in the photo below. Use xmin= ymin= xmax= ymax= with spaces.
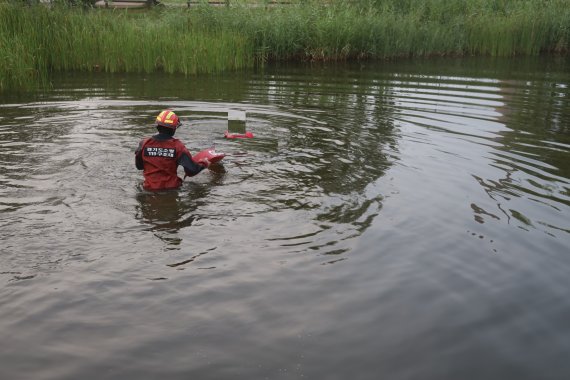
xmin=228 ymin=110 xmax=246 ymax=133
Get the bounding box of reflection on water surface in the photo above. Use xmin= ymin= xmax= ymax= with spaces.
xmin=0 ymin=58 xmax=569 ymax=380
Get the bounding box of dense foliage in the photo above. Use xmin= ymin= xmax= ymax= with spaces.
xmin=1 ymin=0 xmax=569 ymax=90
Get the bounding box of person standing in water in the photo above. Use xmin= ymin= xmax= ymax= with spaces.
xmin=135 ymin=109 xmax=209 ymax=191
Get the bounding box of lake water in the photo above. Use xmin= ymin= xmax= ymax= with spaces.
xmin=1 ymin=57 xmax=569 ymax=380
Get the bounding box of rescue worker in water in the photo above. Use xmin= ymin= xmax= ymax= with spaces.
xmin=135 ymin=109 xmax=209 ymax=191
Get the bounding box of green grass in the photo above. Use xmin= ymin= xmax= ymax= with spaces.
xmin=1 ymin=0 xmax=569 ymax=91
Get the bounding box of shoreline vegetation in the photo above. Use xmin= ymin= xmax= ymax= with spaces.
xmin=1 ymin=0 xmax=569 ymax=91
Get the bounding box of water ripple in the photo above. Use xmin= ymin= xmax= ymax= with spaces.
xmin=1 ymin=60 xmax=570 ymax=380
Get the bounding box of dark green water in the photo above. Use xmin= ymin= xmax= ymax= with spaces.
xmin=1 ymin=57 xmax=569 ymax=379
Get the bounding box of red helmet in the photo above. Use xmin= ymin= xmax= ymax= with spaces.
xmin=155 ymin=109 xmax=180 ymax=129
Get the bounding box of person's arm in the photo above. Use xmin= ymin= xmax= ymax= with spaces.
xmin=135 ymin=141 xmax=144 ymax=170
xmin=179 ymin=151 xmax=207 ymax=177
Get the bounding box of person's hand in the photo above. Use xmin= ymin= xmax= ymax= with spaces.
xmin=200 ymin=158 xmax=210 ymax=168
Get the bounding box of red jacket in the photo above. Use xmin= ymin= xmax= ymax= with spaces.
xmin=135 ymin=133 xmax=204 ymax=191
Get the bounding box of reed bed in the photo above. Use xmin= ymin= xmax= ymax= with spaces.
xmin=1 ymin=0 xmax=569 ymax=91
xmin=0 ymin=4 xmax=253 ymax=91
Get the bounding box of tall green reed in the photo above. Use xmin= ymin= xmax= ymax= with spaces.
xmin=0 ymin=0 xmax=568 ymax=92
xmin=0 ymin=4 xmax=253 ymax=91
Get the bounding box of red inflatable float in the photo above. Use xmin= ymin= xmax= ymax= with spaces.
xmin=193 ymin=147 xmax=225 ymax=167
xmin=224 ymin=130 xmax=254 ymax=139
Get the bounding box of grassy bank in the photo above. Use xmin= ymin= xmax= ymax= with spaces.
xmin=1 ymin=0 xmax=569 ymax=91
